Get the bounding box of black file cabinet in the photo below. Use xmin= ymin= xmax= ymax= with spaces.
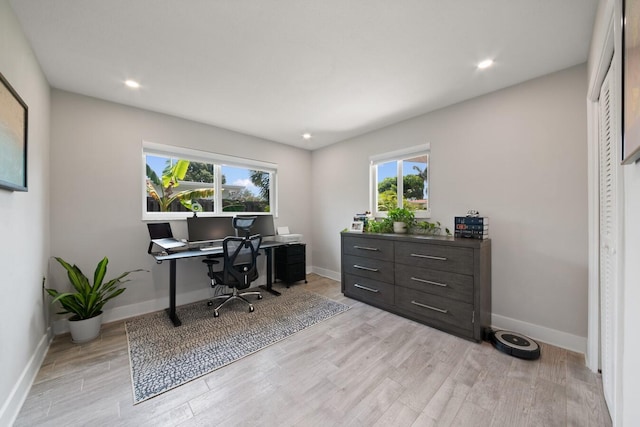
xmin=275 ymin=243 xmax=307 ymax=286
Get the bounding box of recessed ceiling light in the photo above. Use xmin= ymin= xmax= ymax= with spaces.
xmin=477 ymin=59 xmax=494 ymax=69
xmin=302 ymin=133 xmax=312 ymax=140
xmin=125 ymin=79 xmax=140 ymax=88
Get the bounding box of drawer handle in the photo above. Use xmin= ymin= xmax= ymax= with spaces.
xmin=411 ymin=300 xmax=448 ymax=314
xmin=353 ymin=264 xmax=379 ymax=272
xmin=411 ymin=253 xmax=447 ymax=261
xmin=354 ymin=283 xmax=379 ymax=293
xmin=411 ymin=277 xmax=448 ymax=287
xmin=353 ymin=245 xmax=380 ymax=251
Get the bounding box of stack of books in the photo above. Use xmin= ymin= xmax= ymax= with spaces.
xmin=454 ymin=216 xmax=489 ymax=239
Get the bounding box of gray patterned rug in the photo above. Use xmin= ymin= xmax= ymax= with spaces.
xmin=125 ymin=286 xmax=350 ymax=404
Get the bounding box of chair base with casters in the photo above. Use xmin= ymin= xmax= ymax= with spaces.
xmin=206 ymin=287 xmax=262 ymax=317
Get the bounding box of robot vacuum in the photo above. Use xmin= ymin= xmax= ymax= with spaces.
xmin=487 ymin=329 xmax=540 ymax=360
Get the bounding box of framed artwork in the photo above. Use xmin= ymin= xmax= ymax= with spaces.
xmin=623 ymin=0 xmax=640 ymax=164
xmin=349 ymin=221 xmax=364 ymax=233
xmin=0 ymin=72 xmax=28 ymax=191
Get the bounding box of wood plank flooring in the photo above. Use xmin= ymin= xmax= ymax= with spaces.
xmin=15 ymin=274 xmax=611 ymax=427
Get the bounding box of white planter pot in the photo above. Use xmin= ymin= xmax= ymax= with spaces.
xmin=68 ymin=312 xmax=103 ymax=343
xmin=393 ymin=221 xmax=408 ymax=233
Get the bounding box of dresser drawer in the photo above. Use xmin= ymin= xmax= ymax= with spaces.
xmin=344 ymin=274 xmax=394 ymax=306
xmin=343 ymin=254 xmax=394 ymax=283
xmin=343 ymin=236 xmax=394 ymax=261
xmin=395 ymin=265 xmax=473 ymax=304
xmin=395 ymin=287 xmax=473 ymax=333
xmin=395 ymin=242 xmax=473 ymax=274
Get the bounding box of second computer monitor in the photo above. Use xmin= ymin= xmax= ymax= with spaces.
xmin=238 ymin=214 xmax=275 ymax=237
xmin=187 ymin=216 xmax=236 ymax=243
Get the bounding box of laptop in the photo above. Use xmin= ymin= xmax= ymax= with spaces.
xmin=147 ymin=223 xmax=186 ymax=253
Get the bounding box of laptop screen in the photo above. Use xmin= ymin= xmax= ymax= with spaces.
xmin=147 ymin=222 xmax=173 ymax=239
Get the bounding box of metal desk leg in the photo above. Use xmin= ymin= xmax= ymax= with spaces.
xmin=259 ymin=247 xmax=281 ymax=296
xmin=166 ymin=259 xmax=182 ymax=326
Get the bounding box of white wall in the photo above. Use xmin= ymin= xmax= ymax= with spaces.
xmin=0 ymin=0 xmax=51 ymax=424
xmin=49 ymin=90 xmax=312 ymax=327
xmin=311 ymin=65 xmax=589 ymax=351
xmin=622 ymin=165 xmax=640 ymax=425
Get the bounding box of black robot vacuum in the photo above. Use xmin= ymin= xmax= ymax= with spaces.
xmin=486 ymin=329 xmax=540 ymax=360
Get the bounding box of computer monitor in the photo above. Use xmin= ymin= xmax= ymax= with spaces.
xmin=187 ymin=216 xmax=236 ymax=243
xmin=237 ymin=214 xmax=275 ymax=237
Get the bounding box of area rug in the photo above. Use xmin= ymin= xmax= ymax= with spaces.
xmin=124 ymin=287 xmax=350 ymax=403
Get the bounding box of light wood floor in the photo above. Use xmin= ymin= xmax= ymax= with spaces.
xmin=15 ymin=274 xmax=611 ymax=427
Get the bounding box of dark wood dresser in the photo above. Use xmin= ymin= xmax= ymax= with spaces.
xmin=341 ymin=232 xmax=491 ymax=342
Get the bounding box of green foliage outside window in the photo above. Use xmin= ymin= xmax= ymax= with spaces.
xmin=146 ymin=159 xmax=214 ymax=212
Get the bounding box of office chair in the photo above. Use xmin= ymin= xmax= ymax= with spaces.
xmin=207 ymin=217 xmax=262 ymax=317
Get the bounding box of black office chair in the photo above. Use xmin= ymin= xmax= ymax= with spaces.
xmin=206 ymin=217 xmax=262 ymax=317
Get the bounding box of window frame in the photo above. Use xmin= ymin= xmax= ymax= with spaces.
xmin=142 ymin=141 xmax=278 ymax=220
xmin=369 ymin=143 xmax=431 ymax=218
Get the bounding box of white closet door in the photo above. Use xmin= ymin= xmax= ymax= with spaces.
xmin=598 ymin=59 xmax=617 ymax=414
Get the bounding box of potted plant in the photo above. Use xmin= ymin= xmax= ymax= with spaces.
xmin=46 ymin=256 xmax=145 ymax=343
xmin=365 ymin=217 xmax=393 ymax=233
xmin=386 ymin=208 xmax=415 ymax=233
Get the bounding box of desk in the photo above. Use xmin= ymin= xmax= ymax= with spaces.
xmin=153 ymin=241 xmax=285 ymax=326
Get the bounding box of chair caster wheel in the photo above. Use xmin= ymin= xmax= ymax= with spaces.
xmin=207 ymin=301 xmax=213 ymax=306
xmin=249 ymin=305 xmax=254 ymax=313
xmin=213 ymin=310 xmax=219 ymax=317
xmin=257 ymin=295 xmax=263 ymax=300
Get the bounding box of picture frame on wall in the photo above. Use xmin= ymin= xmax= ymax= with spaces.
xmin=0 ymin=72 xmax=28 ymax=191
xmin=623 ymin=0 xmax=640 ymax=164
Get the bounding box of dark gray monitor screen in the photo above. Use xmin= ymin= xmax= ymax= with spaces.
xmin=187 ymin=216 xmax=236 ymax=243
xmin=238 ymin=214 xmax=275 ymax=237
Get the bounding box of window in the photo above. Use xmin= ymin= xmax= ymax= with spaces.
xmin=143 ymin=141 xmax=277 ymax=220
xmin=370 ymin=144 xmax=430 ymax=217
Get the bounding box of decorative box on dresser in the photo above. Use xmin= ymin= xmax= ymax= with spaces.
xmin=341 ymin=232 xmax=491 ymax=342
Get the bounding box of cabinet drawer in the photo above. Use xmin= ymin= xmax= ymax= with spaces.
xmin=395 ymin=242 xmax=473 ymax=274
xmin=280 ymin=253 xmax=305 ymax=264
xmin=344 ymin=274 xmax=394 ymax=306
xmin=343 ymin=236 xmax=393 ymax=261
xmin=277 ymin=263 xmax=306 ymax=283
xmin=284 ymin=244 xmax=305 ymax=256
xmin=343 ymin=254 xmax=394 ymax=283
xmin=395 ymin=287 xmax=473 ymax=333
xmin=395 ymin=266 xmax=473 ymax=304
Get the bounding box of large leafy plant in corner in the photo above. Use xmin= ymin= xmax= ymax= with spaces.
xmin=146 ymin=159 xmax=214 ymax=212
xmin=46 ymin=257 xmax=145 ymax=320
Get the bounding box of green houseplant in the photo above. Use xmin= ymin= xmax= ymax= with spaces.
xmin=46 ymin=257 xmax=145 ymax=343
xmin=386 ymin=207 xmax=415 ymax=233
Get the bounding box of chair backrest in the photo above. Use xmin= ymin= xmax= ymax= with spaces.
xmin=221 ymin=234 xmax=262 ymax=289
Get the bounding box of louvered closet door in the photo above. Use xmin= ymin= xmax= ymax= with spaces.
xmin=598 ymin=59 xmax=617 ymax=414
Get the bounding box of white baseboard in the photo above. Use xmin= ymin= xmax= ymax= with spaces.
xmin=310 ymin=266 xmax=340 ymax=282
xmin=311 ymin=267 xmax=587 ymax=355
xmin=1 ymin=327 xmax=53 ymax=427
xmin=53 ymin=287 xmax=213 ymax=334
xmin=51 ymin=267 xmax=586 ymax=355
xmin=491 ymin=313 xmax=586 ymax=355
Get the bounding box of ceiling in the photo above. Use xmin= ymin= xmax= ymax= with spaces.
xmin=10 ymin=0 xmax=598 ymax=150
